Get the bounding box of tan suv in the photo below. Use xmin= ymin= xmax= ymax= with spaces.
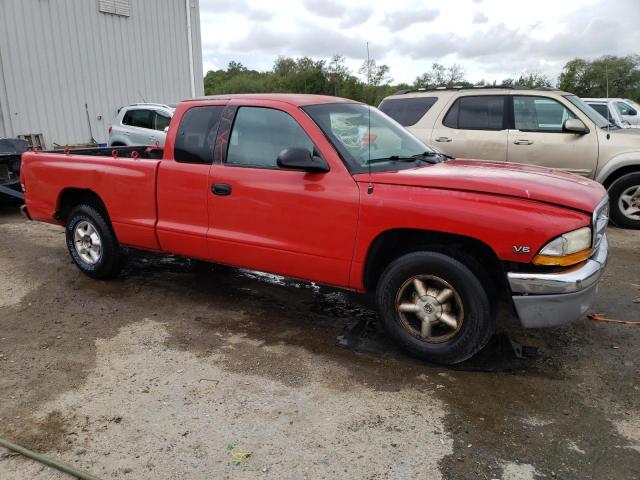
xmin=380 ymin=87 xmax=640 ymax=229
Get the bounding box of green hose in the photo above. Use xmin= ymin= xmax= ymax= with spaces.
xmin=0 ymin=436 xmax=102 ymax=480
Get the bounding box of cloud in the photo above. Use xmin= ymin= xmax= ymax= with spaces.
xmin=396 ymin=24 xmax=524 ymax=60
xmin=227 ymin=25 xmax=385 ymax=60
xmin=339 ymin=7 xmax=373 ymax=28
xmin=199 ymin=0 xmax=272 ymax=20
xmin=302 ymin=0 xmax=346 ymax=18
xmin=472 ymin=11 xmax=488 ymax=24
xmin=199 ymin=0 xmax=640 ymax=85
xmin=302 ymin=0 xmax=372 ymax=27
xmin=382 ymin=8 xmax=440 ymax=32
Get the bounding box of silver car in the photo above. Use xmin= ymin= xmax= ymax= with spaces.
xmin=108 ymin=103 xmax=175 ymax=147
xmin=583 ymin=98 xmax=640 ymax=128
xmin=583 ymin=99 xmax=631 ymax=128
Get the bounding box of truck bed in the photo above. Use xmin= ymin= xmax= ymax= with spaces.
xmin=21 ymin=146 xmax=164 ymax=250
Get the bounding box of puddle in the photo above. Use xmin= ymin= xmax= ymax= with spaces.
xmin=336 ymin=316 xmax=539 ymax=372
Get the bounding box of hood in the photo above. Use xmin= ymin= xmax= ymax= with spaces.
xmin=607 ymin=127 xmax=640 ymax=142
xmin=354 ymin=159 xmax=606 ymax=213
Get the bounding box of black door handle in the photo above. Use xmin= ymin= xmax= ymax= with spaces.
xmin=212 ymin=183 xmax=232 ymax=196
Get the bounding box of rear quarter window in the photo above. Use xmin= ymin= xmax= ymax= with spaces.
xmin=443 ymin=95 xmax=506 ymax=130
xmin=378 ymin=97 xmax=438 ymax=126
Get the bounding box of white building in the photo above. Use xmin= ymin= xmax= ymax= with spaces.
xmin=0 ymin=0 xmax=204 ymax=148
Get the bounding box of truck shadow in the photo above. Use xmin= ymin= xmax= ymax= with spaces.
xmin=123 ymin=250 xmax=539 ymax=373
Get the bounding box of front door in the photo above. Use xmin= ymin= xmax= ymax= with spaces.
xmin=206 ymin=102 xmax=360 ymax=288
xmin=507 ymin=95 xmax=599 ymax=177
xmin=430 ymin=95 xmax=509 ymax=161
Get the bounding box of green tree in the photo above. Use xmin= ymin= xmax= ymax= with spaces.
xmin=413 ymin=63 xmax=467 ymax=88
xmin=326 ymin=54 xmax=350 ymax=96
xmin=558 ymin=55 xmax=640 ymax=100
xmin=359 ymin=59 xmax=392 ymax=87
xmin=501 ymin=72 xmax=552 ymax=89
xmin=204 ymin=55 xmax=405 ymax=105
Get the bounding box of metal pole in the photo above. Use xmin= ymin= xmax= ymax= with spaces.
xmin=185 ymin=0 xmax=196 ymax=97
xmin=0 ymin=436 xmax=103 ymax=480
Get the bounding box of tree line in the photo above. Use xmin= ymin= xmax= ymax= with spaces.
xmin=204 ymin=55 xmax=640 ymax=105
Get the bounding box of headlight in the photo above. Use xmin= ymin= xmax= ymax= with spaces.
xmin=533 ymin=227 xmax=592 ymax=266
xmin=593 ymin=197 xmax=609 ymax=251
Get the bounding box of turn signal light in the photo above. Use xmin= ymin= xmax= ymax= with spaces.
xmin=532 ymin=248 xmax=592 ymax=267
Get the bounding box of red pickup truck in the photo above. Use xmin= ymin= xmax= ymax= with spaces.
xmin=20 ymin=94 xmax=610 ymax=364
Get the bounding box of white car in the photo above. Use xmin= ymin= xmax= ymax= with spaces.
xmin=583 ymin=98 xmax=639 ymax=128
xmin=108 ymin=103 xmax=175 ymax=147
xmin=582 ymin=99 xmax=631 ymax=128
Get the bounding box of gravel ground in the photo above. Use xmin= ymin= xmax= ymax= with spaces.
xmin=0 ymin=205 xmax=638 ymax=479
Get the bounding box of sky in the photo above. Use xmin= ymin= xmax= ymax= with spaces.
xmin=198 ymin=0 xmax=640 ymax=85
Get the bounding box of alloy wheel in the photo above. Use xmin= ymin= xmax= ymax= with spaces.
xmin=395 ymin=275 xmax=464 ymax=343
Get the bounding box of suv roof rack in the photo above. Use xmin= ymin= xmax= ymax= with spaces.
xmin=393 ymin=85 xmax=559 ymax=95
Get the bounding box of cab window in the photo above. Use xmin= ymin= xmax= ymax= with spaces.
xmin=513 ymin=96 xmax=577 ymax=132
xmin=226 ymin=107 xmax=314 ymax=168
xmin=174 ymin=106 xmax=224 ymax=164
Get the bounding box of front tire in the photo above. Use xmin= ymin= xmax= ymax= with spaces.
xmin=376 ymin=252 xmax=493 ymax=365
xmin=608 ymin=172 xmax=640 ymax=229
xmin=65 ymin=204 xmax=121 ymax=279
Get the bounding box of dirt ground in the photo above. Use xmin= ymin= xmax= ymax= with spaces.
xmin=0 ymin=204 xmax=638 ymax=480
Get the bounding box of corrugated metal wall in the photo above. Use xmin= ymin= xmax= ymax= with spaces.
xmin=0 ymin=0 xmax=204 ymax=146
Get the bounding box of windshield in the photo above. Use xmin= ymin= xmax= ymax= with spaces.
xmin=564 ymin=95 xmax=615 ymax=129
xmin=303 ymin=103 xmax=440 ymax=173
xmin=625 ymin=99 xmax=640 ymax=110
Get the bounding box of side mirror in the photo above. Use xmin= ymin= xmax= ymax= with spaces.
xmin=563 ymin=118 xmax=589 ymax=135
xmin=277 ymin=147 xmax=329 ymax=173
xmin=626 ymin=108 xmax=637 ymax=116
xmin=163 ymin=126 xmax=169 ymax=133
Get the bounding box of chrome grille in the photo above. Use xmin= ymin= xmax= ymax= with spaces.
xmin=592 ymin=196 xmax=609 ymax=252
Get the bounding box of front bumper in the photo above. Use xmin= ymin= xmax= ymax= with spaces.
xmin=507 ymin=235 xmax=608 ymax=328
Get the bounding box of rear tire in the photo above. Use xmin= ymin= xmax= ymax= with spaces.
xmin=65 ymin=204 xmax=121 ymax=279
xmin=376 ymin=251 xmax=493 ymax=365
xmin=608 ymin=172 xmax=640 ymax=229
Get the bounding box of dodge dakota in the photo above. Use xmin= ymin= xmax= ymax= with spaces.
xmin=20 ymin=94 xmax=610 ymax=364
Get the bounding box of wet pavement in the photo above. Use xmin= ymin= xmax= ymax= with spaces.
xmin=0 ymin=205 xmax=638 ymax=479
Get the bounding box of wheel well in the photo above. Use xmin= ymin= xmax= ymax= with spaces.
xmin=57 ymin=188 xmax=108 ymax=223
xmin=363 ymin=229 xmax=507 ymax=296
xmin=603 ymin=165 xmax=640 ymax=189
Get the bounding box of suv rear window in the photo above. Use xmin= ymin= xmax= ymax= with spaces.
xmin=443 ymin=96 xmax=506 ymax=130
xmin=378 ymin=97 xmax=437 ymax=126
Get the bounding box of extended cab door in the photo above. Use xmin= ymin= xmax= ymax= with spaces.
xmin=206 ymin=101 xmax=360 ymax=288
xmin=507 ymin=95 xmax=598 ymax=177
xmin=156 ymin=104 xmax=226 ymax=259
xmin=430 ymin=94 xmax=509 ymax=161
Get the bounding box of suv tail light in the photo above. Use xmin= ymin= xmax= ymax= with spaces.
xmin=108 ymin=126 xmax=112 ymax=134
